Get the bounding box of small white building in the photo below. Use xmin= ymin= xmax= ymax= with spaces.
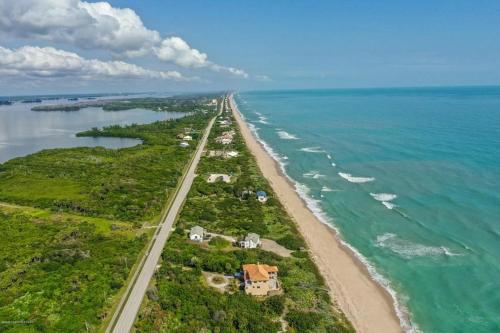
xmin=189 ymin=226 xmax=204 ymax=242
xmin=179 ymin=141 xmax=190 ymax=148
xmin=240 ymin=233 xmax=261 ymax=249
xmin=183 ymin=135 xmax=193 ymax=141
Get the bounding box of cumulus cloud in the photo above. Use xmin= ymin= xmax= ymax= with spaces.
xmin=0 ymin=46 xmax=187 ymax=80
xmin=0 ymin=0 xmax=248 ymax=77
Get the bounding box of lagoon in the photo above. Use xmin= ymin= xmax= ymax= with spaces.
xmin=0 ymin=97 xmax=183 ymax=163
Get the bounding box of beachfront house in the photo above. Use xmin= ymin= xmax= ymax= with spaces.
xmin=179 ymin=141 xmax=190 ymax=148
xmin=242 ymin=263 xmax=280 ymax=296
xmin=256 ymin=191 xmax=268 ymax=203
xmin=189 ymin=226 xmax=205 ymax=242
xmin=240 ymin=233 xmax=261 ymax=249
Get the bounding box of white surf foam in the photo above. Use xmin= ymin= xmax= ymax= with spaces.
xmin=321 ymin=186 xmax=334 ymax=192
xmin=276 ymin=130 xmax=299 ymax=140
xmin=231 ymin=95 xmax=418 ymax=333
xmin=382 ymin=201 xmax=396 ymax=209
xmin=370 ymin=193 xmax=398 ymax=202
xmin=303 ymin=170 xmax=326 ymax=179
xmin=338 ymin=172 xmax=375 ymax=183
xmin=300 ymin=146 xmax=325 ymax=153
xmin=376 ymin=233 xmax=459 ymax=259
xmin=257 ymin=116 xmax=269 ymax=124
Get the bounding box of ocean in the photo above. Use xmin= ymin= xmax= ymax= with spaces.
xmin=234 ymin=87 xmax=500 ymax=333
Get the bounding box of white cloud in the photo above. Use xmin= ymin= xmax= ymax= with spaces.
xmin=0 ymin=45 xmax=187 ymax=80
xmin=155 ymin=37 xmax=208 ymax=68
xmin=0 ymin=0 xmax=248 ymax=77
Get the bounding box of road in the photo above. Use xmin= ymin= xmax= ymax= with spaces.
xmin=107 ymin=97 xmax=223 ymax=333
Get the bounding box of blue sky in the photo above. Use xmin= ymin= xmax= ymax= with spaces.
xmin=1 ymin=0 xmax=500 ymax=94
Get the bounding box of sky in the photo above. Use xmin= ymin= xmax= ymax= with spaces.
xmin=1 ymin=0 xmax=500 ymax=95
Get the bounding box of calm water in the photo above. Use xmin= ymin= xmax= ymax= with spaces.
xmin=235 ymin=87 xmax=500 ymax=333
xmin=0 ymin=96 xmax=182 ymax=163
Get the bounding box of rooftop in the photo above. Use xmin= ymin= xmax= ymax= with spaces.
xmin=243 ymin=263 xmax=278 ymax=282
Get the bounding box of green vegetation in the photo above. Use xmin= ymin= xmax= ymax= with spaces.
xmin=134 ymin=102 xmax=354 ymax=332
xmin=32 ymin=95 xmax=217 ymax=112
xmin=0 ymin=204 xmax=147 ymax=332
xmin=0 ymin=108 xmax=214 ymax=224
xmin=0 ymin=96 xmax=218 ymax=332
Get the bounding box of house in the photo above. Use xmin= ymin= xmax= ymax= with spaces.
xmin=183 ymin=135 xmax=193 ymax=141
xmin=207 ymin=173 xmax=231 ymax=183
xmin=240 ymin=233 xmax=261 ymax=249
xmin=256 ymin=191 xmax=268 ymax=203
xmin=189 ymin=226 xmax=204 ymax=242
xmin=179 ymin=141 xmax=190 ymax=148
xmin=242 ymin=263 xmax=280 ymax=296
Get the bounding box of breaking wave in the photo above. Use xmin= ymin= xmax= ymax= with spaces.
xmin=276 ymin=130 xmax=299 ymax=140
xmin=338 ymin=172 xmax=375 ymax=183
xmin=321 ymin=186 xmax=334 ymax=192
xmin=303 ymin=170 xmax=326 ymax=179
xmin=370 ymin=193 xmax=398 ymax=202
xmin=300 ymin=146 xmax=325 ymax=153
xmin=257 ymin=116 xmax=269 ymax=124
xmin=375 ymin=233 xmax=459 ymax=259
xmin=382 ymin=201 xmax=396 ymax=210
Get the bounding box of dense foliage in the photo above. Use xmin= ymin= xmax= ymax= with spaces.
xmin=0 ymin=204 xmax=146 ymax=332
xmin=135 ymin=101 xmax=354 ymax=332
xmin=0 ymin=96 xmax=217 ymax=332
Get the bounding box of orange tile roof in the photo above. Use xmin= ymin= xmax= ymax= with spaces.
xmin=243 ymin=263 xmax=278 ymax=281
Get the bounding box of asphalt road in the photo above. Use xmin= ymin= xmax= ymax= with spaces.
xmin=107 ymin=98 xmax=222 ymax=333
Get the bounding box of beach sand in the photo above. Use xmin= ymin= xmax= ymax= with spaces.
xmin=229 ymin=94 xmax=403 ymax=333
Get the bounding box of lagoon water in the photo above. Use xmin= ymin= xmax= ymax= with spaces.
xmin=0 ymin=96 xmax=183 ymax=163
xmin=235 ymin=87 xmax=500 ymax=333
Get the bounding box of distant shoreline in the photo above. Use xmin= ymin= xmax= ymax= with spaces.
xmin=229 ymin=93 xmax=404 ymax=333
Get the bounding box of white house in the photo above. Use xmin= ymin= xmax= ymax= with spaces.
xmin=183 ymin=135 xmax=193 ymax=141
xmin=189 ymin=226 xmax=204 ymax=242
xmin=240 ymin=233 xmax=261 ymax=249
xmin=179 ymin=141 xmax=190 ymax=148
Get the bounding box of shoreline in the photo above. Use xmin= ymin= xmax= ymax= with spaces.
xmin=229 ymin=94 xmax=404 ymax=333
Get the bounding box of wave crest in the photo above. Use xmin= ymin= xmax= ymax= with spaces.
xmin=338 ymin=172 xmax=375 ymax=183
xmin=277 ymin=130 xmax=299 ymax=140
xmin=300 ymin=146 xmax=325 ymax=153
xmin=375 ymin=233 xmax=459 ymax=259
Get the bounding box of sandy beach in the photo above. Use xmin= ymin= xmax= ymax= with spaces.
xmin=229 ymin=94 xmax=403 ymax=333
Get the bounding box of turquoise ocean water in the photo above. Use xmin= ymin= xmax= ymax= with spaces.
xmin=234 ymin=87 xmax=500 ymax=333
